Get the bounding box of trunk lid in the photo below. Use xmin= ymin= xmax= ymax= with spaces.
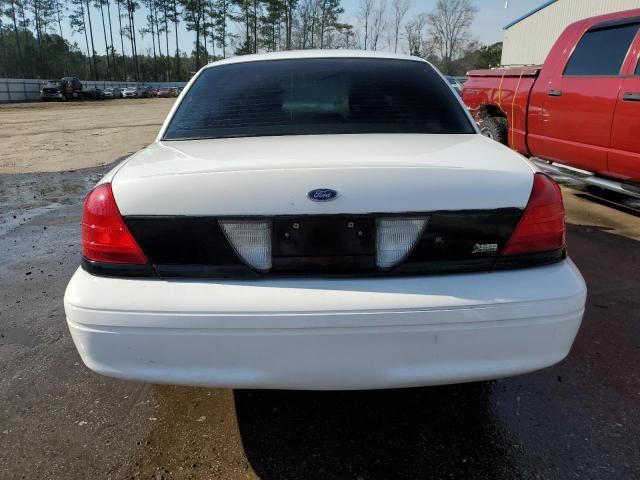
xmin=112 ymin=134 xmax=534 ymax=216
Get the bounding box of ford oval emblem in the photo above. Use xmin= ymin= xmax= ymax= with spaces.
xmin=307 ymin=188 xmax=339 ymax=202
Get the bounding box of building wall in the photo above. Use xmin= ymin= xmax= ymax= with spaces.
xmin=501 ymin=0 xmax=640 ymax=66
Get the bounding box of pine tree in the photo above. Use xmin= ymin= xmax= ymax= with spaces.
xmin=180 ymin=0 xmax=205 ymax=69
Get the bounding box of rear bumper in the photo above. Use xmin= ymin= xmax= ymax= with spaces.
xmin=64 ymin=260 xmax=586 ymax=390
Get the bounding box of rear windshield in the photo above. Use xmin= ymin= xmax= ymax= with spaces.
xmin=163 ymin=58 xmax=475 ymax=140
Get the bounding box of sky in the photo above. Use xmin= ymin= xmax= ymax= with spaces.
xmin=340 ymin=0 xmax=543 ymax=44
xmin=61 ymin=0 xmax=544 ymax=57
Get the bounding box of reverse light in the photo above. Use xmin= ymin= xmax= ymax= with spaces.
xmin=220 ymin=220 xmax=272 ymax=271
xmin=376 ymin=217 xmax=428 ymax=269
xmin=81 ymin=183 xmax=148 ymax=264
xmin=501 ymin=173 xmax=565 ymax=256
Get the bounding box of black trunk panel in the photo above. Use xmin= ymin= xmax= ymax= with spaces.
xmin=124 ymin=216 xmax=251 ymax=271
xmin=407 ymin=209 xmax=522 ymax=263
xmin=122 ymin=209 xmax=524 ymax=279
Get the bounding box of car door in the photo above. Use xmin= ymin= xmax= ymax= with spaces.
xmin=609 ymin=24 xmax=640 ymax=183
xmin=536 ymin=21 xmax=639 ymax=175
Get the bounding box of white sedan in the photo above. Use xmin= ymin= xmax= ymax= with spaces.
xmin=64 ymin=51 xmax=586 ymax=390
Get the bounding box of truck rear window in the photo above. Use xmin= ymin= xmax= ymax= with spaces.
xmin=163 ymin=58 xmax=475 ymax=140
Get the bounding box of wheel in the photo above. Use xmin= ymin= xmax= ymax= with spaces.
xmin=479 ymin=117 xmax=508 ymax=145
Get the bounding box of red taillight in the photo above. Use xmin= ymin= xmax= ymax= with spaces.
xmin=81 ymin=183 xmax=148 ymax=264
xmin=501 ymin=173 xmax=565 ymax=256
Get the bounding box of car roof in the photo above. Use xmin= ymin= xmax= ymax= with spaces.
xmin=205 ymin=49 xmax=428 ymax=70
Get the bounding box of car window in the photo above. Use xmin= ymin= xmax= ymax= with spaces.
xmin=163 ymin=58 xmax=475 ymax=141
xmin=564 ymin=23 xmax=639 ymax=76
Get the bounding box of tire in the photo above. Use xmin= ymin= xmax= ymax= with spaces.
xmin=479 ymin=117 xmax=508 ymax=145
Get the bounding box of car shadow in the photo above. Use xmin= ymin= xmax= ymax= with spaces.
xmin=233 ymin=382 xmax=513 ymax=480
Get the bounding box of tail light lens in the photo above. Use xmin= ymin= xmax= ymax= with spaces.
xmin=82 ymin=183 xmax=148 ymax=264
xmin=501 ymin=173 xmax=565 ymax=256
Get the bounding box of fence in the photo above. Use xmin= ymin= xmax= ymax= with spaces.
xmin=0 ymin=78 xmax=188 ymax=103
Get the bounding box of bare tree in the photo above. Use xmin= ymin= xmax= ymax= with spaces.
xmin=369 ymin=0 xmax=385 ymax=51
xmin=404 ymin=12 xmax=425 ymax=57
xmin=427 ymin=0 xmax=476 ymax=74
xmin=319 ymin=0 xmax=343 ymax=49
xmin=358 ymin=0 xmax=372 ymax=50
xmin=391 ymin=0 xmax=409 ymax=53
xmin=298 ymin=0 xmax=313 ymax=48
xmin=283 ymin=0 xmax=297 ymax=50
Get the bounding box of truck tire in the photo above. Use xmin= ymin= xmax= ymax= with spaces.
xmin=480 ymin=117 xmax=508 ymax=145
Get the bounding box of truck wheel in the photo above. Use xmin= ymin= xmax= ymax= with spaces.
xmin=480 ymin=117 xmax=508 ymax=145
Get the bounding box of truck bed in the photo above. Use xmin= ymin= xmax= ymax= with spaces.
xmin=466 ymin=66 xmax=541 ymax=78
xmin=463 ymin=67 xmax=542 ymax=154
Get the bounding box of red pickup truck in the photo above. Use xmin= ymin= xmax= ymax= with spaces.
xmin=463 ymin=9 xmax=640 ymax=195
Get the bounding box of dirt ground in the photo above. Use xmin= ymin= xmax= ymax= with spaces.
xmin=0 ymin=98 xmax=175 ymax=174
xmin=1 ymin=101 xmax=640 ymax=479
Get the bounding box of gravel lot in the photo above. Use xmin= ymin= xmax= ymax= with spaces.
xmin=1 ymin=101 xmax=639 ymax=480
xmin=0 ymin=99 xmax=174 ymax=174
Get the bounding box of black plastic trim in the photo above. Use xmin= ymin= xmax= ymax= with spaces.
xmin=493 ymin=248 xmax=566 ymax=270
xmin=589 ymin=17 xmax=640 ymax=32
xmin=81 ymin=257 xmax=158 ymax=278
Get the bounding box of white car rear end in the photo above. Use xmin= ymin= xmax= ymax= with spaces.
xmin=65 ymin=51 xmax=586 ymax=390
xmin=122 ymin=87 xmax=137 ymax=98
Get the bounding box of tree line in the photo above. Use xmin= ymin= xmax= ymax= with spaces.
xmin=0 ymin=0 xmax=502 ymax=82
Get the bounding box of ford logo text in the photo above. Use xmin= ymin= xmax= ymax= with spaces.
xmin=307 ymin=188 xmax=339 ymax=202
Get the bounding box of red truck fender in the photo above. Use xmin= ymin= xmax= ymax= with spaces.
xmin=462 ymin=67 xmax=540 ymax=155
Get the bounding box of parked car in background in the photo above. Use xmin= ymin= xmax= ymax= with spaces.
xmin=84 ymin=87 xmax=106 ymax=100
xmin=104 ymin=87 xmax=122 ymax=98
xmin=122 ymin=85 xmax=153 ymax=98
xmin=462 ymin=8 xmax=640 ymax=196
xmin=445 ymin=76 xmax=463 ymax=95
xmin=65 ymin=51 xmax=586 ymax=391
xmin=139 ymin=85 xmax=154 ymax=98
xmin=122 ymin=87 xmax=138 ymax=98
xmin=157 ymin=87 xmax=178 ymax=98
xmin=150 ymin=87 xmax=160 ymax=97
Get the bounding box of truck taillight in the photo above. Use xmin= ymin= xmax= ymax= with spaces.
xmin=82 ymin=183 xmax=148 ymax=265
xmin=501 ymin=173 xmax=565 ymax=256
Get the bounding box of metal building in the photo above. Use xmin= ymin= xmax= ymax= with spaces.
xmin=501 ymin=0 xmax=640 ymax=66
